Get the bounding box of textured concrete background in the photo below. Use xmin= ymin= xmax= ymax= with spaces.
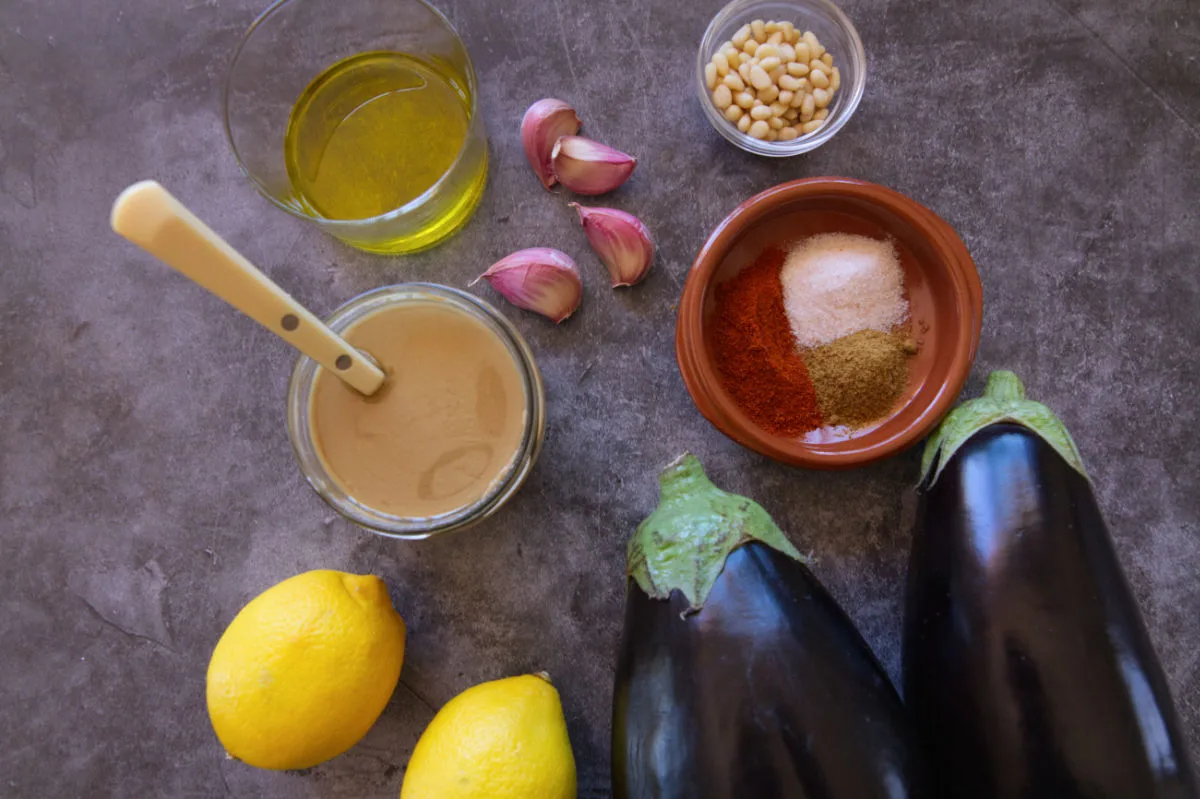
xmin=2 ymin=0 xmax=1198 ymax=794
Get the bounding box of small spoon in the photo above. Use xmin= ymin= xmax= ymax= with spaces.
xmin=111 ymin=180 xmax=385 ymax=396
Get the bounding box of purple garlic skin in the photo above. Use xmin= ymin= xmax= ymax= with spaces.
xmin=471 ymin=247 xmax=582 ymax=323
xmin=551 ymin=136 xmax=637 ymax=196
xmin=521 ymin=99 xmax=582 ymax=190
xmin=571 ymin=204 xmax=654 ymax=287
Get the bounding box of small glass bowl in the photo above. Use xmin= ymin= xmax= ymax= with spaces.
xmin=286 ymin=284 xmax=545 ymax=540
xmin=697 ymin=0 xmax=866 ymax=157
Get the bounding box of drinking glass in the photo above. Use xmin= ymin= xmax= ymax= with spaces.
xmin=223 ymin=0 xmax=487 ymax=254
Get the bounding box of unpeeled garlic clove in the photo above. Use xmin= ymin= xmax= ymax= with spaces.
xmin=521 ymin=99 xmax=582 ymax=190
xmin=570 ymin=204 xmax=655 ymax=287
xmin=470 ymin=248 xmax=582 ymax=323
xmin=551 ymin=136 xmax=637 ymax=195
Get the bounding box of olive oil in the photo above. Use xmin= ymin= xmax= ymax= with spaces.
xmin=284 ymin=51 xmax=477 ymax=227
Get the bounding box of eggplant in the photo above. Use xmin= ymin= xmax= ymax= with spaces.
xmin=612 ymin=454 xmax=924 ymax=799
xmin=903 ymin=370 xmax=1198 ymax=799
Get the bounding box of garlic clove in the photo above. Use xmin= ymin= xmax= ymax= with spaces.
xmin=570 ymin=204 xmax=655 ymax=287
xmin=470 ymin=247 xmax=582 ymax=323
xmin=551 ymin=136 xmax=637 ymax=196
xmin=521 ymin=99 xmax=582 ymax=190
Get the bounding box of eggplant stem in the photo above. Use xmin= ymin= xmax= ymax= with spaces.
xmin=920 ymin=370 xmax=1088 ymax=487
xmin=627 ymin=453 xmax=808 ymax=611
xmin=984 ymin=370 xmax=1026 ymax=402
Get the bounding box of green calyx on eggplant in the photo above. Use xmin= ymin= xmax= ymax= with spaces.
xmin=904 ymin=370 xmax=1197 ymax=798
xmin=627 ymin=452 xmax=807 ymax=611
xmin=614 ymin=453 xmax=923 ymax=799
xmin=921 ymin=369 xmax=1087 ymax=486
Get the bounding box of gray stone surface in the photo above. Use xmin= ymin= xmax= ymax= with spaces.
xmin=1 ymin=0 xmax=1198 ymax=794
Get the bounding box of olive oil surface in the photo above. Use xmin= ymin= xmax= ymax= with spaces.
xmin=285 ymin=51 xmax=470 ymax=221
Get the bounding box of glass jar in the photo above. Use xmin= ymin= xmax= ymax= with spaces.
xmin=287 ymin=284 xmax=545 ymax=539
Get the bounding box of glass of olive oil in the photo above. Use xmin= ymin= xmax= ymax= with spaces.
xmin=223 ymin=0 xmax=487 ymax=254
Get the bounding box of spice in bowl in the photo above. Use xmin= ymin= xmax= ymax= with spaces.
xmin=705 ymin=20 xmax=841 ymax=142
xmin=710 ymin=233 xmax=916 ymax=437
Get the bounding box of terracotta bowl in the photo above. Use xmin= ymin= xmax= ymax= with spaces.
xmin=676 ymin=177 xmax=983 ymax=469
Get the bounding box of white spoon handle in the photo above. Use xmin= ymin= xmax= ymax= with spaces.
xmin=111 ymin=181 xmax=384 ymax=396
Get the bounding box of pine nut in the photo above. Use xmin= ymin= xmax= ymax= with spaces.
xmin=779 ymin=74 xmax=802 ymax=91
xmin=800 ymin=93 xmax=815 ymax=118
xmin=758 ymin=56 xmax=781 ymax=72
xmin=779 ymin=126 xmax=799 ymax=140
xmin=709 ymin=23 xmax=837 ymax=134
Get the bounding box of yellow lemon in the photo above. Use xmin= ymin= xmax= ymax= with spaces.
xmin=206 ymin=569 xmax=406 ymax=770
xmin=400 ymin=673 xmax=577 ymax=799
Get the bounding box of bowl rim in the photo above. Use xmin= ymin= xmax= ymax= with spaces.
xmin=675 ymin=176 xmax=984 ymax=469
xmin=696 ymin=0 xmax=867 ymax=157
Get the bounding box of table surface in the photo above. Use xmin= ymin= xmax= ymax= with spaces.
xmin=3 ymin=0 xmax=1199 ymax=794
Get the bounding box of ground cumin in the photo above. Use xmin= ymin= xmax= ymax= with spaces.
xmin=710 ymin=248 xmax=822 ymax=436
xmin=804 ymin=330 xmax=915 ymax=426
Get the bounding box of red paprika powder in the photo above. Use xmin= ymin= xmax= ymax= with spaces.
xmin=709 ymin=247 xmax=822 ymax=436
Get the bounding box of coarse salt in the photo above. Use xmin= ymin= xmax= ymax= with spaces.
xmin=779 ymin=233 xmax=908 ymax=348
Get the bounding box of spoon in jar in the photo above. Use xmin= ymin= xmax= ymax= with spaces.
xmin=110 ymin=180 xmax=385 ymax=396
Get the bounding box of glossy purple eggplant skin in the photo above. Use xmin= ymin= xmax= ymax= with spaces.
xmin=613 ymin=542 xmax=924 ymax=799
xmin=903 ymin=424 xmax=1198 ymax=799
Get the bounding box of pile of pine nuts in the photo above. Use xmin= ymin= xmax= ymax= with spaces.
xmin=704 ymin=19 xmax=841 ymax=142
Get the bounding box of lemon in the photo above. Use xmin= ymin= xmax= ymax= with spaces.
xmin=400 ymin=673 xmax=577 ymax=799
xmin=206 ymin=569 xmax=406 ymax=770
